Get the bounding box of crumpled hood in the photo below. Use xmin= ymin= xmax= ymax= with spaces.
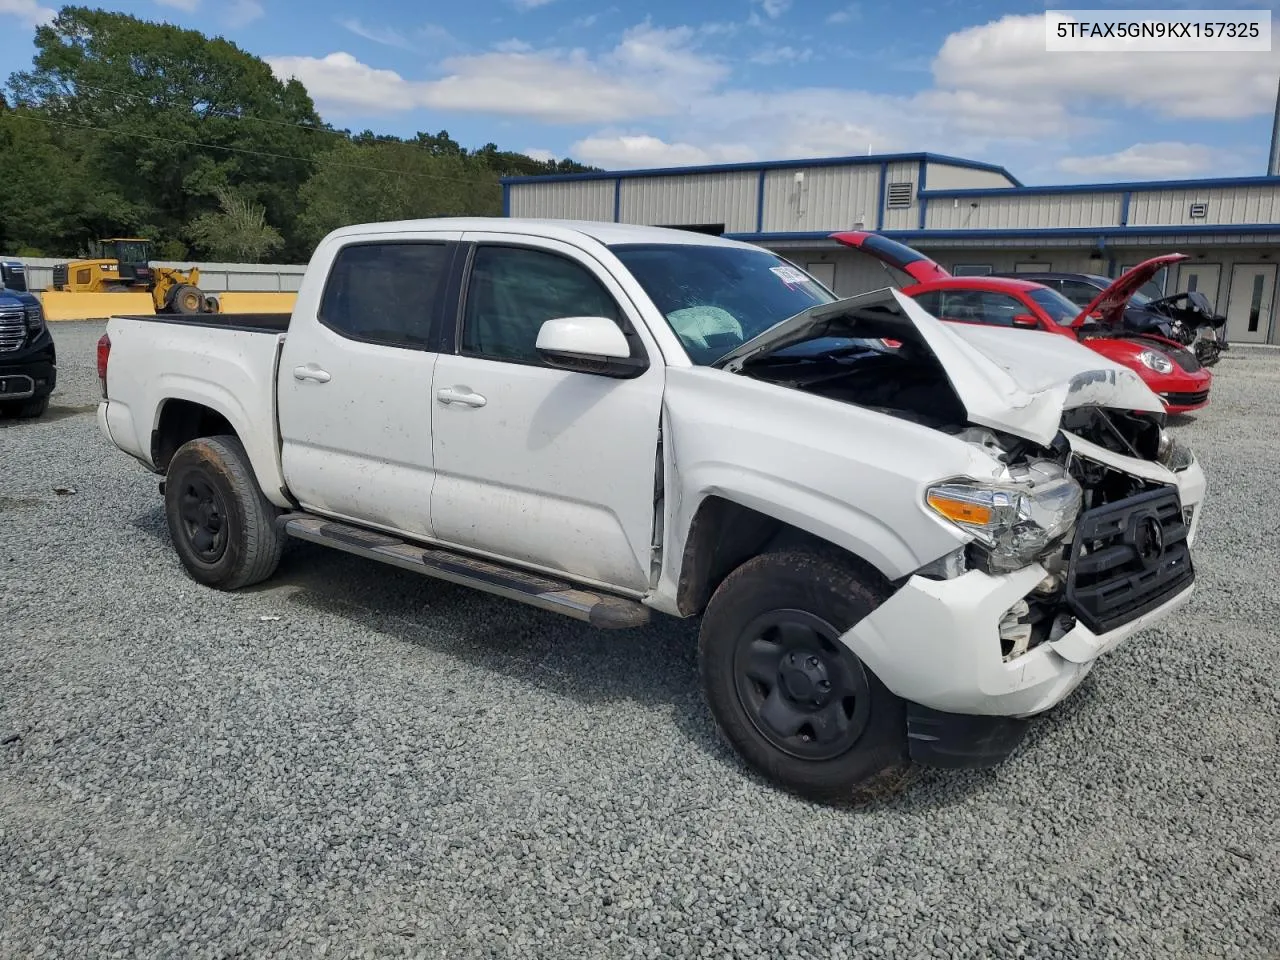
xmin=719 ymin=287 xmax=1165 ymax=446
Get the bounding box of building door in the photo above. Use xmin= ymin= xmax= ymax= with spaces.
xmin=1174 ymin=263 xmax=1221 ymax=311
xmin=805 ymin=261 xmax=836 ymax=292
xmin=1225 ymin=263 xmax=1277 ymax=344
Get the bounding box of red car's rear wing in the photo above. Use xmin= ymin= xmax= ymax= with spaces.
xmin=829 ymin=231 xmax=952 ymax=284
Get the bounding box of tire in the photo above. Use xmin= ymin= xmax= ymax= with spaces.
xmin=169 ymin=284 xmax=203 ymax=315
xmin=163 ymin=435 xmax=283 ymax=590
xmin=0 ymin=396 xmax=49 ymax=419
xmin=698 ymin=548 xmax=914 ymax=804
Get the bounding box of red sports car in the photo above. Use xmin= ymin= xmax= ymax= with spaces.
xmin=829 ymin=232 xmax=1213 ymax=414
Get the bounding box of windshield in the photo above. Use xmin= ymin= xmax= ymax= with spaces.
xmin=610 ymin=243 xmax=836 ymax=365
xmin=1027 ymin=287 xmax=1082 ymax=325
xmin=111 ymin=241 xmax=151 ymax=264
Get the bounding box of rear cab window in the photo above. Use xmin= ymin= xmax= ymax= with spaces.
xmin=319 ymin=242 xmax=452 ymax=349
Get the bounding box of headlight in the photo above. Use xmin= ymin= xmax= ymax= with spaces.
xmin=24 ymin=305 xmax=44 ymax=334
xmin=1156 ymin=429 xmax=1195 ymax=472
xmin=926 ymin=463 xmax=1083 ymax=574
xmin=1138 ymin=349 xmax=1174 ymax=374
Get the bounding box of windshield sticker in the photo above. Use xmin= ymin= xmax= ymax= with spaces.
xmin=770 ymin=265 xmax=811 ymax=286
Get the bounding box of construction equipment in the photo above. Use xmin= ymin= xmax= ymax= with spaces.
xmin=51 ymin=238 xmax=217 ymax=315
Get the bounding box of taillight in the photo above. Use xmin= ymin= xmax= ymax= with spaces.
xmin=97 ymin=333 xmax=111 ymax=398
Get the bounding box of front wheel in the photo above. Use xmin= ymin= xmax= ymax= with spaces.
xmin=164 ymin=435 xmax=283 ymax=589
xmin=698 ymin=548 xmax=913 ymax=804
xmin=168 ymin=284 xmax=204 ymax=315
xmin=0 ymin=396 xmax=49 ymax=419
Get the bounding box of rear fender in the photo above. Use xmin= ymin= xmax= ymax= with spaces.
xmin=150 ymin=374 xmax=289 ymax=508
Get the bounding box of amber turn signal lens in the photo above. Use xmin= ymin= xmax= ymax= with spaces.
xmin=926 ymin=493 xmax=993 ymax=526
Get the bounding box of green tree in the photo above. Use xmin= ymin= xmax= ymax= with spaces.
xmin=186 ymin=186 xmax=284 ymax=262
xmin=296 ymin=140 xmax=501 ymax=249
xmin=8 ymin=6 xmax=323 ymax=257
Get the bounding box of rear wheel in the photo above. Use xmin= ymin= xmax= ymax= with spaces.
xmin=164 ymin=435 xmax=283 ymax=589
xmin=699 ymin=548 xmax=913 ymax=804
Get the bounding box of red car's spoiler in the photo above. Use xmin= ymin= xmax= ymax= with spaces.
xmin=829 ymin=230 xmax=952 ymax=284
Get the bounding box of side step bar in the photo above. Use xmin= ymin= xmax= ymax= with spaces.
xmin=279 ymin=514 xmax=651 ymax=629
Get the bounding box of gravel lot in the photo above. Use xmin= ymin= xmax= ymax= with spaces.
xmin=2 ymin=321 xmax=1277 ymax=959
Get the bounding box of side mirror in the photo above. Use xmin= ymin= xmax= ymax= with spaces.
xmin=535 ymin=316 xmax=648 ymax=378
xmin=1011 ymin=313 xmax=1040 ymax=328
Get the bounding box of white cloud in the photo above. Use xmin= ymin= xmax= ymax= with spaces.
xmin=268 ymin=53 xmax=411 ymax=111
xmin=224 ymin=0 xmax=263 ymax=27
xmin=512 ymin=0 xmax=555 ymax=8
xmin=0 ymin=0 xmax=54 ymax=24
xmin=572 ymin=134 xmax=756 ymax=168
xmin=934 ymin=12 xmax=1280 ymax=120
xmin=493 ymin=38 xmax=533 ymax=52
xmin=523 ymin=148 xmax=558 ymax=163
xmin=749 ymin=45 xmax=812 ymax=65
xmin=153 ymin=0 xmax=198 ymax=11
xmin=1058 ymin=142 xmax=1221 ymax=178
xmin=826 ymin=4 xmax=858 ymax=24
xmin=755 ymin=0 xmax=790 ymax=19
xmin=340 ymin=18 xmax=412 ymax=49
xmin=269 ymin=21 xmax=722 ymax=124
xmin=268 ymin=48 xmax=672 ymax=122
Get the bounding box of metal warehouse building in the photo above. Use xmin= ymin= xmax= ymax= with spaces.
xmin=502 ymin=152 xmax=1280 ymax=346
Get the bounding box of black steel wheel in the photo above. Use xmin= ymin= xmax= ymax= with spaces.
xmin=733 ymin=609 xmax=872 ymax=762
xmin=164 ymin=435 xmax=283 ymax=590
xmin=699 ymin=547 xmax=914 ymax=804
xmin=177 ymin=472 xmax=229 ymax=563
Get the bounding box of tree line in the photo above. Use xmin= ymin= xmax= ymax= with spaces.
xmin=0 ymin=6 xmax=596 ymax=263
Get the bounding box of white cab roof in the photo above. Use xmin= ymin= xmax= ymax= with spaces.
xmin=322 ymin=217 xmax=756 ymax=250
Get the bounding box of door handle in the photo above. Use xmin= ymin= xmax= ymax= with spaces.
xmin=293 ymin=364 xmax=331 ymax=383
xmin=436 ymin=386 xmax=487 ymax=408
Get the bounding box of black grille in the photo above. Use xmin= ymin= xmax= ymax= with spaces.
xmin=52 ymin=264 xmax=68 ymax=289
xmin=1161 ymin=390 xmax=1210 ymax=407
xmin=1065 ymin=485 xmax=1194 ymax=634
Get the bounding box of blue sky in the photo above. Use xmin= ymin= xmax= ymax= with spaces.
xmin=3 ymin=0 xmax=1280 ymax=183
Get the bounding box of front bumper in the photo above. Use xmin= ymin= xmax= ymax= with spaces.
xmin=841 ymin=461 xmax=1205 ymax=724
xmin=0 ymin=331 xmax=57 ymax=401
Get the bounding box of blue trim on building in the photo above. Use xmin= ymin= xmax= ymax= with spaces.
xmin=917 ymin=158 xmax=928 ymax=231
xmin=613 ymin=179 xmax=621 ymax=223
xmin=921 ymin=173 xmax=1280 ymax=199
xmin=875 ymin=162 xmax=887 ymax=231
xmin=501 ymin=183 xmax=510 ymax=217
xmin=1119 ymin=191 xmax=1131 ymax=227
xmin=499 ymin=151 xmax=1022 ymax=186
xmin=722 ymin=223 xmax=1280 ymax=243
xmin=756 ymin=169 xmax=767 ymax=233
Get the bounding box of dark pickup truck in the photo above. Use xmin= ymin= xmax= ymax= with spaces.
xmin=0 ymin=259 xmax=56 ymax=418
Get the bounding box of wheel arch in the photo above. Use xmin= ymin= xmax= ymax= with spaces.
xmin=673 ymin=493 xmax=901 ymax=618
xmin=149 ymin=392 xmax=290 ymax=508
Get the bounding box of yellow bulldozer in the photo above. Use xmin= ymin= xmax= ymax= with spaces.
xmin=52 ymin=238 xmax=217 ymax=314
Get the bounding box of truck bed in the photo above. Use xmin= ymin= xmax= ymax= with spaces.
xmin=101 ymin=311 xmax=289 ymax=504
xmin=114 ymin=312 xmax=291 ymax=334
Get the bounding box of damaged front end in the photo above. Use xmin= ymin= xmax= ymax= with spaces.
xmin=920 ymin=405 xmax=1200 ymax=670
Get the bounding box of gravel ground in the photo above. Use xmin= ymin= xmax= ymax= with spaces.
xmin=1 ymin=321 xmax=1277 ymax=960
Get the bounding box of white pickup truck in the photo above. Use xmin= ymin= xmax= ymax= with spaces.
xmin=98 ymin=218 xmax=1206 ymax=802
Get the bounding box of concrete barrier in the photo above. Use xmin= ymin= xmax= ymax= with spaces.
xmin=38 ymin=289 xmax=297 ymax=320
xmin=40 ymin=291 xmax=155 ymax=321
xmin=216 ymin=291 xmax=296 ymax=313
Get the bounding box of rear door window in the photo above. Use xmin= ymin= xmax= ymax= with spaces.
xmin=319 ymin=242 xmax=453 ymax=349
